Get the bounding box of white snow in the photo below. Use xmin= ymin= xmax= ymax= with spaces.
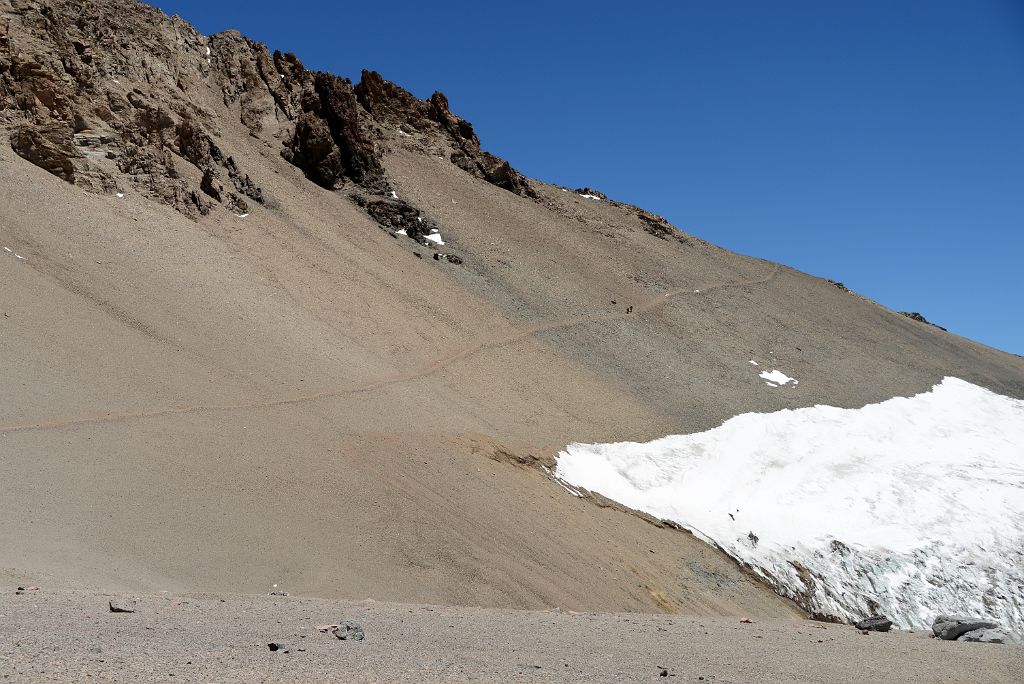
xmin=749 ymin=360 xmax=759 ymax=366
xmin=3 ymin=247 xmax=10 ymax=253
xmin=555 ymin=377 xmax=1024 ymax=634
xmin=14 ymin=254 xmax=24 ymax=260
xmin=116 ymin=192 xmax=124 ymax=198
xmin=395 ymin=229 xmax=407 ymax=236
xmin=759 ymin=369 xmax=797 ymax=386
xmin=236 ymin=213 xmax=249 ymax=219
xmin=390 ymin=190 xmax=399 ymax=199
xmin=425 ymin=230 xmax=444 ymax=245
xmin=205 ymin=46 xmax=211 ymax=56
xmin=578 ymin=194 xmax=602 ymax=200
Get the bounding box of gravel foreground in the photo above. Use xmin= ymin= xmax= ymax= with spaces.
xmin=2 ymin=590 xmax=1020 ymax=683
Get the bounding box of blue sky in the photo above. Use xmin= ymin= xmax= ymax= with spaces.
xmin=157 ymin=0 xmax=1024 ymax=354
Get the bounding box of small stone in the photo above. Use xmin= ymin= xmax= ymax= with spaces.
xmin=267 ymin=642 xmax=287 ymax=652
xmin=333 ymin=621 xmax=364 ymax=641
xmin=268 ymin=591 xmax=289 ymax=596
xmin=108 ymin=599 xmax=137 ymax=613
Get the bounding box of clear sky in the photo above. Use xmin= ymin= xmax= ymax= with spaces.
xmin=156 ymin=0 xmax=1024 ymax=354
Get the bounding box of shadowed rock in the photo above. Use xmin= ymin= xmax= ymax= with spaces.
xmin=932 ymin=615 xmax=997 ymax=641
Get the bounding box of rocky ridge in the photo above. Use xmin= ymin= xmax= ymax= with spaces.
xmin=0 ymin=0 xmax=553 ymax=256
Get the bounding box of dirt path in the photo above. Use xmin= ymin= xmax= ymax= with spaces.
xmin=0 ymin=265 xmax=780 ymax=435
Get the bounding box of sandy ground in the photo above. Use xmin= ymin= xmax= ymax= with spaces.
xmin=2 ymin=590 xmax=1021 ymax=683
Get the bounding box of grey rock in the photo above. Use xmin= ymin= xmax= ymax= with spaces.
xmin=931 ymin=615 xmax=997 ymax=641
xmin=334 ymin=621 xmax=364 ymax=641
xmin=108 ymin=599 xmax=137 ymax=613
xmin=855 ymin=616 xmax=893 ymax=632
xmin=267 ymin=642 xmax=288 ymax=652
xmin=958 ymin=628 xmax=1020 ymax=645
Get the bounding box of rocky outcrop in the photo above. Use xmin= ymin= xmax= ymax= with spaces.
xmin=1 ymin=0 xmax=267 ymax=219
xmin=10 ymin=122 xmax=77 ymax=181
xmin=354 ymin=69 xmax=433 ymax=129
xmin=355 ymin=70 xmax=536 ymax=199
xmin=429 ymin=90 xmax=536 ymax=198
xmin=351 ymin=194 xmax=446 ymax=247
xmin=2 ymin=0 xmax=539 ymax=227
xmin=900 ymin=311 xmax=947 ymax=332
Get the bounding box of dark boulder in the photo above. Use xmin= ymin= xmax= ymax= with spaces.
xmin=958 ymin=628 xmax=1020 ymax=644
xmin=855 ymin=616 xmax=892 ymax=632
xmin=932 ymin=615 xmax=997 ymax=641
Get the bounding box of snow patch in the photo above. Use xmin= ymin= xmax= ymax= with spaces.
xmin=390 ymin=190 xmax=398 ymax=199
xmin=235 ymin=213 xmax=249 ymax=219
xmin=115 ymin=192 xmax=124 ymax=198
xmin=554 ymin=377 xmax=1024 ymax=633
xmin=759 ymin=369 xmax=797 ymax=386
xmin=578 ymin=194 xmax=602 ymax=200
xmin=749 ymin=360 xmax=759 ymax=366
xmin=395 ymin=229 xmax=407 ymax=236
xmin=425 ymin=230 xmax=444 ymax=245
xmin=205 ymin=46 xmax=211 ymax=57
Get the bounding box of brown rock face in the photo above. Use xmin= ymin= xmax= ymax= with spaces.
xmin=313 ymin=72 xmax=385 ymax=190
xmin=355 ymin=70 xmax=536 ymax=199
xmin=1 ymin=0 xmax=537 ymax=220
xmin=10 ymin=122 xmax=77 ymax=181
xmin=354 ymin=69 xmax=433 ymax=129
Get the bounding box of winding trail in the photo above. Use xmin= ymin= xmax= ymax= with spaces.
xmin=0 ymin=264 xmax=781 ymax=435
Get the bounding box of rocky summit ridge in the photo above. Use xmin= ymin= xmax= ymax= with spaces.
xmin=0 ymin=0 xmax=549 ymax=247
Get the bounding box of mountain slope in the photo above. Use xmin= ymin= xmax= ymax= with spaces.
xmin=1 ymin=0 xmax=1022 ymax=621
